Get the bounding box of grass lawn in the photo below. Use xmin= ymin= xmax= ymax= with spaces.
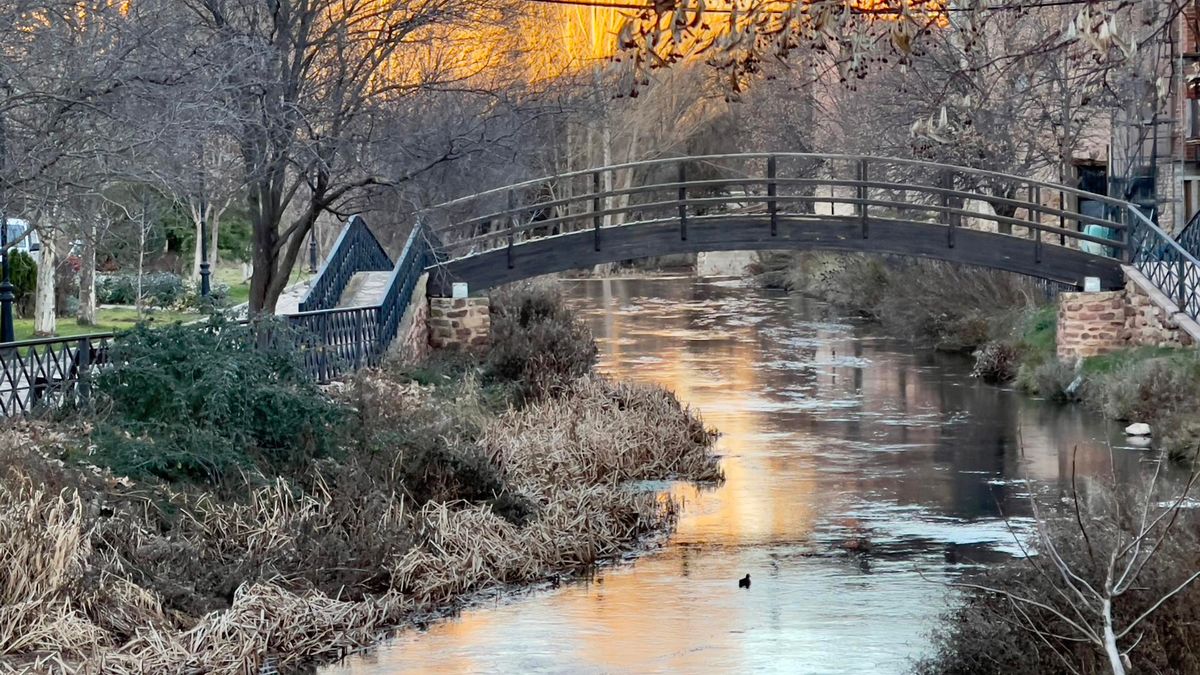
xmin=213 ymin=264 xmax=313 ymax=308
xmin=11 ymin=263 xmax=318 ymax=341
xmin=13 ymin=307 xmax=204 ymax=342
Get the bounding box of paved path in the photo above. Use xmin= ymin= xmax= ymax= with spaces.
xmin=337 ymin=271 xmax=391 ymax=308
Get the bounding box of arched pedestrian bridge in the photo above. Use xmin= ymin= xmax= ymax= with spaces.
xmin=422 ymin=153 xmax=1148 ymax=294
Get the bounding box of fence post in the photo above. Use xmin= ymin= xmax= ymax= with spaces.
xmin=593 ymin=170 xmax=602 ymax=252
xmin=1121 ymin=207 xmax=1133 ymax=264
xmin=767 ymin=155 xmax=778 ymax=237
xmin=507 ymin=189 xmax=516 ymax=269
xmin=678 ymin=161 xmax=688 ymax=241
xmin=1059 ymin=190 xmax=1067 ymax=246
xmin=76 ymin=337 xmax=91 ymax=406
xmin=857 ymin=158 xmax=868 ymax=239
xmin=941 ymin=171 xmax=956 ymax=249
xmin=1178 ymin=256 xmax=1187 ymax=312
xmin=318 ymin=313 xmax=331 ymax=385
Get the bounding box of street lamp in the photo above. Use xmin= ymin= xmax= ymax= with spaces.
xmin=0 ymin=211 xmax=12 ymax=344
xmin=308 ymin=222 xmax=318 ymax=273
xmin=0 ymin=110 xmax=12 ymax=344
xmin=199 ymin=199 xmax=211 ymax=298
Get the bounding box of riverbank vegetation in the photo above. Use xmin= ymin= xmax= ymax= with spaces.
xmin=0 ymin=283 xmax=720 ymax=673
xmin=916 ymin=474 xmax=1200 ymax=675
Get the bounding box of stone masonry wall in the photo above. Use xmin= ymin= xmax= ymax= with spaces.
xmin=1057 ymin=291 xmax=1127 ymax=361
xmin=1124 ymin=267 xmax=1197 ymax=350
xmin=1056 ymin=267 xmax=1200 ymax=362
xmin=388 ymin=273 xmax=430 ymax=364
xmin=429 ymin=297 xmax=490 ymax=350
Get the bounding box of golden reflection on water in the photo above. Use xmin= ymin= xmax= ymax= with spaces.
xmin=327 ymin=277 xmax=1144 ymax=675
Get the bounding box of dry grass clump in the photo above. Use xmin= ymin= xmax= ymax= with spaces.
xmin=394 ymin=487 xmax=675 ymax=603
xmin=485 ymin=376 xmax=722 ymax=490
xmin=0 ymin=479 xmax=106 ymax=657
xmin=104 ymin=584 xmax=408 ymax=675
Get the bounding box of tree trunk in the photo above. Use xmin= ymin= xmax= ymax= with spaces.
xmin=210 ymin=210 xmax=221 ymax=268
xmin=33 ymin=229 xmax=56 ymax=336
xmin=191 ymin=212 xmax=203 ymax=282
xmin=77 ymin=219 xmax=97 ymax=326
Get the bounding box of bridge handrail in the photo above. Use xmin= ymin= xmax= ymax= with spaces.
xmin=437 ymin=189 xmax=1127 ymax=253
xmin=424 ymin=153 xmax=1138 ymax=214
xmin=376 ymin=221 xmax=435 ymax=359
xmin=1176 ymin=208 xmax=1200 ymax=259
xmin=1125 ymin=205 xmax=1200 ymax=321
xmin=444 ymin=177 xmax=1128 ymax=237
xmin=298 ymin=215 xmax=393 ymax=312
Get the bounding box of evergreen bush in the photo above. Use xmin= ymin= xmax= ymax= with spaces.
xmin=90 ymin=317 xmax=343 ymax=484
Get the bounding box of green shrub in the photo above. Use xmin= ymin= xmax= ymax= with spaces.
xmin=8 ymin=251 xmax=36 ymax=317
xmin=97 ymin=272 xmax=186 ymax=307
xmin=487 ymin=282 xmax=597 ymax=399
xmin=90 ymin=317 xmax=344 ymax=484
xmin=1031 ymin=359 xmax=1078 ymax=402
xmin=1091 ymin=356 xmax=1200 ymax=422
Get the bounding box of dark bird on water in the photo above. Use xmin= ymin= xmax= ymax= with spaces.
xmin=738 ymin=574 xmax=751 ymax=589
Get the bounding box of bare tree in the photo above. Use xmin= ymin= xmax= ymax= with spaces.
xmin=175 ymin=0 xmax=513 ymax=313
xmin=926 ymin=446 xmax=1200 ymax=674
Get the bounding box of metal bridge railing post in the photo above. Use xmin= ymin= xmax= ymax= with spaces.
xmin=767 ymin=156 xmax=778 ymax=237
xmin=1032 ymin=186 xmax=1042 ymax=263
xmin=1121 ymin=207 xmax=1133 ymax=264
xmin=678 ymin=161 xmax=688 ymax=241
xmin=592 ymin=170 xmax=602 ymax=251
xmin=857 ymin=158 xmax=868 ymax=239
xmin=76 ymin=337 xmax=91 ymax=406
xmin=506 ymin=188 xmax=516 ymax=269
xmin=1178 ymin=255 xmax=1187 ymax=312
xmin=941 ymin=171 xmax=956 ymax=249
xmin=1058 ymin=190 xmax=1067 ymax=246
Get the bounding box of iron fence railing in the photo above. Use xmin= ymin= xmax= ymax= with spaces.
xmin=0 ymin=333 xmax=113 ymax=416
xmin=1176 ymin=208 xmax=1200 ymax=260
xmin=378 ymin=222 xmax=437 ymax=353
xmin=297 ymin=215 xmax=393 ymax=312
xmin=0 ymin=217 xmax=441 ymax=415
xmin=1127 ymin=206 xmax=1200 ymax=322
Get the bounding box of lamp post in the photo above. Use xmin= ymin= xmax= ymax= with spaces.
xmin=308 ymin=222 xmax=318 ymax=273
xmin=199 ymin=198 xmax=211 ymax=297
xmin=0 ymin=111 xmax=12 ymax=344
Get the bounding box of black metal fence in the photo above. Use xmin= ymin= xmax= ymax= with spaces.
xmin=1127 ymin=206 xmax=1200 ymax=321
xmin=0 ymin=217 xmax=437 ymax=416
xmin=0 ymin=334 xmax=113 ymax=416
xmin=1176 ymin=208 xmax=1200 ymax=261
xmin=297 ymin=215 xmax=393 ymax=312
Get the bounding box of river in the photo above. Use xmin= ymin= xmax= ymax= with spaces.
xmin=326 ymin=276 xmax=1150 ymax=674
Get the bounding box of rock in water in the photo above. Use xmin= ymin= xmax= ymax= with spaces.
xmin=1125 ymin=423 xmax=1152 ymax=437
xmin=739 ymin=574 xmax=751 ymax=589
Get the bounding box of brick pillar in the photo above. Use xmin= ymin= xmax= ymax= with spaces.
xmin=1057 ymin=291 xmax=1127 ymax=361
xmin=428 ymin=297 xmax=490 ymax=350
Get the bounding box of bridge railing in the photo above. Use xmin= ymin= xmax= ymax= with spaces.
xmin=1176 ymin=208 xmax=1200 ymax=260
xmin=298 ymin=215 xmax=393 ymax=312
xmin=423 ymin=153 xmax=1129 ymax=264
xmin=1126 ymin=206 xmax=1200 ymax=321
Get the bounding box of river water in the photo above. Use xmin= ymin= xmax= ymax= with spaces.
xmin=327 ymin=277 xmax=1151 ymax=675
